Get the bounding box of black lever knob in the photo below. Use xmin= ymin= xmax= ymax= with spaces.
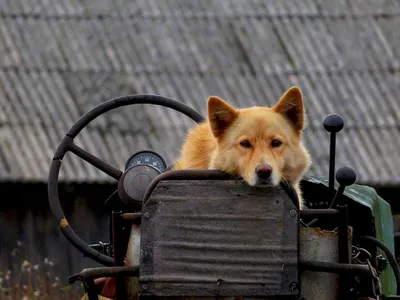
xmin=335 ymin=166 xmax=357 ymax=187
xmin=306 ymin=165 xmax=356 ymax=227
xmin=323 ymin=114 xmax=344 ymax=133
xmin=307 ymin=167 xmax=357 ymax=226
xmin=329 ymin=166 xmax=357 ymax=208
xmin=323 ymin=114 xmax=344 ymax=190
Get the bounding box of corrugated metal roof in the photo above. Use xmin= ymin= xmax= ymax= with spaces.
xmin=0 ymin=0 xmax=399 ymax=185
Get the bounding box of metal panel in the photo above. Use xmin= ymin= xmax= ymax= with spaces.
xmin=139 ymin=180 xmax=299 ymax=297
xmin=300 ymin=228 xmax=340 ymax=300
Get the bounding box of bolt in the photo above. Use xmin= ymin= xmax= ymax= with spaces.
xmin=141 ymin=284 xmax=148 ymax=291
xmin=290 ymin=282 xmax=298 ymax=290
xmin=144 ymin=212 xmax=151 ymax=219
xmin=289 ymin=210 xmax=297 ymax=217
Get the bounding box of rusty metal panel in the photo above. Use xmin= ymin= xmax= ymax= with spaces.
xmin=300 ymin=228 xmax=340 ymax=300
xmin=299 ymin=227 xmax=353 ymax=300
xmin=139 ymin=180 xmax=299 ymax=297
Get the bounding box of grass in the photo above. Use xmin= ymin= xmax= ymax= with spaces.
xmin=0 ymin=241 xmax=84 ymax=300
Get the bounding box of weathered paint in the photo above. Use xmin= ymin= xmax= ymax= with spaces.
xmin=123 ymin=178 xmax=396 ymax=297
xmin=305 ymin=177 xmax=396 ymax=295
xmin=125 ymin=224 xmax=351 ymax=300
xmin=299 ymin=227 xmax=352 ymax=300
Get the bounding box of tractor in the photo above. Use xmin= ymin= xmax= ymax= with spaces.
xmin=48 ymin=95 xmax=400 ymax=300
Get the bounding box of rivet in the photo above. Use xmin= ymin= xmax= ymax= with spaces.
xmin=289 ymin=210 xmax=297 ymax=217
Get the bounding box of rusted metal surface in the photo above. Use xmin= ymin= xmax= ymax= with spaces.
xmin=122 ymin=213 xmax=142 ymax=221
xmin=139 ymin=179 xmax=299 ymax=297
xmin=300 ymin=227 xmax=353 ymax=300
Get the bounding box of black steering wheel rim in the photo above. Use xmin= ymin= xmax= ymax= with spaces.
xmin=48 ymin=95 xmax=205 ymax=266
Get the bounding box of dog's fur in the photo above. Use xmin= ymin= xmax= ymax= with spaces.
xmin=174 ymin=86 xmax=311 ymax=208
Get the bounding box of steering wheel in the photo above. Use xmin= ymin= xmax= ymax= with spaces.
xmin=48 ymin=95 xmax=205 ymax=266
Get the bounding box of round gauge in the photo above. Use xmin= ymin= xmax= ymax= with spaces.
xmin=125 ymin=150 xmax=167 ymax=172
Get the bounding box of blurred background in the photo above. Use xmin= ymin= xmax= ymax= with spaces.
xmin=0 ymin=0 xmax=399 ymax=298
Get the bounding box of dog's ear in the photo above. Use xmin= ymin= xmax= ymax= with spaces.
xmin=208 ymin=96 xmax=238 ymax=138
xmin=272 ymin=86 xmax=305 ymax=134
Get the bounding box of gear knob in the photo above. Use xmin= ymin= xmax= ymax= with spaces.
xmin=328 ymin=166 xmax=357 ymax=208
xmin=323 ymin=114 xmax=344 ymax=133
xmin=336 ymin=166 xmax=357 ymax=187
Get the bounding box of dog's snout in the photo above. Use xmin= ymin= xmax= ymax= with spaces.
xmin=255 ymin=164 xmax=273 ymax=179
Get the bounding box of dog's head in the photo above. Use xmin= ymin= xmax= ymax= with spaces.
xmin=208 ymin=86 xmax=311 ymax=186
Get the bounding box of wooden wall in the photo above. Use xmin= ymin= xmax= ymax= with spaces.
xmin=0 ymin=182 xmax=116 ymax=286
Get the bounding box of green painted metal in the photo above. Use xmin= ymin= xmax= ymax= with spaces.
xmin=305 ymin=177 xmax=396 ymax=296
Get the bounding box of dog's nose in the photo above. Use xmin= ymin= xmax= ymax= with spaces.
xmin=255 ymin=164 xmax=273 ymax=179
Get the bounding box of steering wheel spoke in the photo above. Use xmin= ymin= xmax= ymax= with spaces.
xmin=48 ymin=95 xmax=204 ymax=266
xmin=68 ymin=142 xmax=122 ymax=180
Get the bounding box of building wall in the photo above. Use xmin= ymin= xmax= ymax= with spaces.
xmin=0 ymin=182 xmax=115 ymax=285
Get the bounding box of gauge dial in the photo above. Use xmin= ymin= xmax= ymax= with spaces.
xmin=125 ymin=151 xmax=167 ymax=172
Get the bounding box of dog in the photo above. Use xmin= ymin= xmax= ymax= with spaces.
xmin=174 ymin=86 xmax=311 ymax=208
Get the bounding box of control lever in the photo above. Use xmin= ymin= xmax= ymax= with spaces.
xmin=329 ymin=166 xmax=357 ymax=208
xmin=323 ymin=114 xmax=344 ymax=190
xmin=306 ymin=166 xmax=357 ymax=227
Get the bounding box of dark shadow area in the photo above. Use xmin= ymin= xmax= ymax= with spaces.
xmin=0 ymin=182 xmax=117 ymax=284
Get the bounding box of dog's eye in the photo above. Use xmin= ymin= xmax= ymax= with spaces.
xmin=240 ymin=140 xmax=252 ymax=148
xmin=271 ymin=139 xmax=282 ymax=148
